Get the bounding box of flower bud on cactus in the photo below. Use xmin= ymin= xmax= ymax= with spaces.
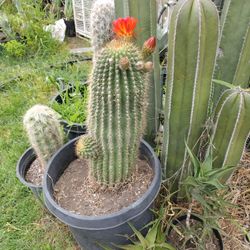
xmin=90 ymin=0 xmax=115 ymax=54
xmin=77 ymin=37 xmax=150 ymax=184
xmin=23 ymin=105 xmax=64 ymax=169
xmin=142 ymin=36 xmax=156 ymax=59
xmin=210 ymin=88 xmax=250 ymax=182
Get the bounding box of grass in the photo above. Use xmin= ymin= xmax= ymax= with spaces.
xmin=0 ymin=46 xmax=91 ymax=249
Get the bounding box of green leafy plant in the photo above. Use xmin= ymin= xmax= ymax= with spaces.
xmin=102 ymin=208 xmax=175 ymax=250
xmin=64 ymin=0 xmax=73 ymax=20
xmin=172 ymin=143 xmax=234 ymax=249
xmin=52 ymin=83 xmax=88 ymax=125
xmin=2 ymin=39 xmax=26 ymax=57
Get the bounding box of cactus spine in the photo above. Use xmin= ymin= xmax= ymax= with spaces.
xmin=213 ymin=0 xmax=250 ymax=103
xmin=23 ymin=105 xmax=64 ymax=168
xmin=90 ymin=0 xmax=115 ymax=56
xmin=114 ymin=0 xmax=161 ymax=143
xmin=210 ymin=88 xmax=250 ymax=182
xmin=77 ymin=40 xmax=150 ymax=184
xmin=161 ymin=0 xmax=219 ymax=191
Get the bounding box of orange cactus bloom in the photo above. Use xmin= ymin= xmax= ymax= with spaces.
xmin=112 ymin=17 xmax=137 ymax=38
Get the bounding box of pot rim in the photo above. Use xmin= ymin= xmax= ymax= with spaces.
xmin=16 ymin=147 xmax=42 ymax=188
xmin=43 ymin=138 xmax=162 ymax=229
xmin=168 ymin=214 xmax=224 ymax=249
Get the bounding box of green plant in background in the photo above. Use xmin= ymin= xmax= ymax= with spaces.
xmin=1 ymin=0 xmax=62 ymax=58
xmin=114 ymin=0 xmax=161 ymax=144
xmin=2 ymin=39 xmax=26 ymax=57
xmin=212 ymin=0 xmax=250 ymax=104
xmin=90 ymin=0 xmax=115 ymax=57
xmin=176 ymin=144 xmax=233 ymax=249
xmin=23 ymin=104 xmax=65 ymax=168
xmin=76 ymin=17 xmax=155 ymax=184
xmin=52 ymin=83 xmax=88 ymax=125
xmin=161 ymin=0 xmax=219 ymax=193
xmin=64 ymin=0 xmax=73 ymax=20
xmin=208 ymin=87 xmax=250 ymax=182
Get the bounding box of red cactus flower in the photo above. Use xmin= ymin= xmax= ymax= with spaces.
xmin=142 ymin=36 xmax=156 ymax=59
xmin=112 ymin=17 xmax=137 ymax=38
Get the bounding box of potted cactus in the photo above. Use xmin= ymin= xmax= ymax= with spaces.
xmin=16 ymin=105 xmax=65 ymax=204
xmin=43 ymin=15 xmax=161 ymax=249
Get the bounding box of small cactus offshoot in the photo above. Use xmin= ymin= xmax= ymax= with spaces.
xmin=23 ymin=104 xmax=64 ymax=169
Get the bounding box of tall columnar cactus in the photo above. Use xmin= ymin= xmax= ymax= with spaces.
xmin=213 ymin=0 xmax=250 ymax=103
xmin=161 ymin=0 xmax=219 ymax=191
xmin=210 ymin=88 xmax=250 ymax=182
xmin=90 ymin=0 xmax=115 ymax=55
xmin=76 ymin=34 xmax=152 ymax=184
xmin=23 ymin=105 xmax=64 ymax=168
xmin=114 ymin=0 xmax=161 ymax=144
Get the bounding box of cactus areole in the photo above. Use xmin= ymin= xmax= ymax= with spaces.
xmin=76 ymin=17 xmax=155 ymax=185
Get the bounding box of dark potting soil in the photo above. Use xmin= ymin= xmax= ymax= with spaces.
xmin=168 ymin=218 xmax=220 ymax=250
xmin=25 ymin=158 xmax=44 ymax=186
xmin=53 ymin=158 xmax=153 ymax=216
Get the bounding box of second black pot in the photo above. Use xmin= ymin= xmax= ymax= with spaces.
xmin=167 ymin=214 xmax=223 ymax=250
xmin=16 ymin=147 xmax=44 ymax=205
xmin=43 ymin=138 xmax=162 ymax=250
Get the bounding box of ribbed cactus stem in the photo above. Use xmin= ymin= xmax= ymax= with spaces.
xmin=23 ymin=105 xmax=64 ymax=169
xmin=90 ymin=0 xmax=115 ymax=56
xmin=210 ymin=88 xmax=250 ymax=182
xmin=76 ymin=40 xmax=149 ymax=184
xmin=114 ymin=0 xmax=161 ymax=143
xmin=213 ymin=0 xmax=250 ymax=103
xmin=161 ymin=0 xmax=219 ymax=191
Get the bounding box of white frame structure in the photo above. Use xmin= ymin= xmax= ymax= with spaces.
xmin=72 ymin=0 xmax=96 ymax=38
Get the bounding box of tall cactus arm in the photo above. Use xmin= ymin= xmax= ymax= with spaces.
xmin=81 ymin=38 xmax=150 ymax=184
xmin=233 ymin=26 xmax=250 ymax=87
xmin=90 ymin=0 xmax=115 ymax=56
xmin=161 ymin=0 xmax=219 ymax=191
xmin=211 ymin=88 xmax=250 ymax=182
xmin=213 ymin=0 xmax=250 ymax=102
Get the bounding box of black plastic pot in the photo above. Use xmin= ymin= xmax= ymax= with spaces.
xmin=16 ymin=147 xmax=44 ymax=205
xmin=52 ymin=86 xmax=87 ymax=140
xmin=168 ymin=214 xmax=223 ymax=250
xmin=43 ymin=138 xmax=162 ymax=250
xmin=64 ymin=19 xmax=76 ymax=37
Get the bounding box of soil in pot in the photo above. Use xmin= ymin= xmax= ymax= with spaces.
xmin=25 ymin=158 xmax=44 ymax=186
xmin=53 ymin=158 xmax=153 ymax=216
xmin=168 ymin=217 xmax=221 ymax=250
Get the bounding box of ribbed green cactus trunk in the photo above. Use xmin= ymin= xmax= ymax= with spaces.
xmin=114 ymin=0 xmax=161 ymax=144
xmin=213 ymin=0 xmax=250 ymax=103
xmin=85 ymin=40 xmax=148 ymax=184
xmin=210 ymin=88 xmax=250 ymax=182
xmin=161 ymin=0 xmax=219 ymax=191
